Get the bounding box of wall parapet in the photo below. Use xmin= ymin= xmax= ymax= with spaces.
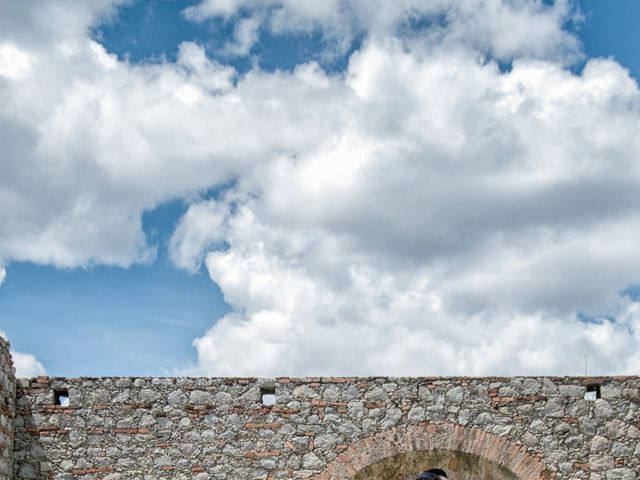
xmin=11 ymin=374 xmax=640 ymax=480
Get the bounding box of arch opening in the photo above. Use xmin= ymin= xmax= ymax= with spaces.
xmin=314 ymin=423 xmax=553 ymax=480
xmin=353 ymin=449 xmax=520 ymax=480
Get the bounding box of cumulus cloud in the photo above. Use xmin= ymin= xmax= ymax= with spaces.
xmin=11 ymin=351 xmax=47 ymax=378
xmin=177 ymin=43 xmax=640 ymax=376
xmin=2 ymin=0 xmax=640 ymax=376
xmin=0 ymin=1 xmax=346 ymax=270
xmin=0 ymin=331 xmax=47 ymax=377
xmin=184 ymin=0 xmax=581 ymax=63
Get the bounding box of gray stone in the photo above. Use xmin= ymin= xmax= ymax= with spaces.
xmin=521 ymin=432 xmax=538 ymax=447
xmin=167 ymin=390 xmax=187 ymax=405
xmin=606 ymin=468 xmax=636 ymax=480
xmin=521 ymin=378 xmax=541 ymax=395
xmin=611 ymin=442 xmax=630 ymax=457
xmin=380 ymin=407 xmax=402 ymax=429
xmin=473 ymin=412 xmax=493 ymax=426
xmin=594 ymin=399 xmax=615 ymax=419
xmin=580 ymin=417 xmax=598 ymax=435
xmin=301 ymin=453 xmax=323 ymax=470
xmin=292 ymin=385 xmax=319 ymax=399
xmin=314 ymin=434 xmax=338 ymax=449
xmin=154 ymin=455 xmax=172 ymax=467
xmin=604 ymin=419 xmax=627 ymax=439
xmin=559 ymin=385 xmax=585 ymax=398
xmin=189 ymin=390 xmax=213 ymax=404
xmin=446 ymin=386 xmax=464 ymax=403
xmin=590 ymin=454 xmax=614 ymax=472
xmin=627 ymin=424 xmax=640 ymax=439
xmin=214 ymin=391 xmax=233 ymax=404
xmin=590 ymin=436 xmax=609 ymax=453
xmin=18 ymin=465 xmax=35 ymax=479
xmin=364 ymin=387 xmax=389 ymax=402
xmin=408 ymin=406 xmax=425 ymax=423
xmin=601 ymin=386 xmax=622 ymax=400
xmin=544 ymin=398 xmax=565 ymax=418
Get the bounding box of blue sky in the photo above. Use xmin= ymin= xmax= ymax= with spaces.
xmin=93 ymin=0 xmax=640 ymax=79
xmin=93 ymin=0 xmax=358 ymax=73
xmin=1 ymin=0 xmax=640 ymax=377
xmin=0 ymin=200 xmax=228 ymax=375
xmin=578 ymin=0 xmax=640 ymax=80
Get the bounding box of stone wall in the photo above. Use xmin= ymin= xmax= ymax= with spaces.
xmin=0 ymin=338 xmax=15 ymax=480
xmin=13 ymin=376 xmax=640 ymax=480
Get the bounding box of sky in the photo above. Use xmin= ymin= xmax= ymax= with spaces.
xmin=0 ymin=0 xmax=639 ymax=378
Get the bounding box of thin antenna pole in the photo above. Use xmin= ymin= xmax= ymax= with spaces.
xmin=584 ymin=355 xmax=588 ymax=376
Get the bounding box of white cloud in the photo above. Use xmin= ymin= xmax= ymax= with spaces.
xmin=0 ymin=266 xmax=5 ymax=286
xmin=11 ymin=351 xmax=47 ymax=377
xmin=184 ymin=0 xmax=581 ymax=63
xmin=0 ymin=7 xmax=346 ymax=269
xmin=2 ymin=0 xmax=640 ymax=377
xmin=0 ymin=44 xmax=34 ymax=80
xmin=178 ymin=42 xmax=640 ymax=376
xmin=0 ymin=331 xmax=47 ymax=377
xmin=169 ymin=200 xmax=228 ymax=273
xmin=186 ymin=196 xmax=640 ymax=376
xmin=222 ymin=16 xmax=262 ymax=57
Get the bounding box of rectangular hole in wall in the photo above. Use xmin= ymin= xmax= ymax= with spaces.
xmin=260 ymin=387 xmax=276 ymax=406
xmin=54 ymin=389 xmax=69 ymax=407
xmin=584 ymin=384 xmax=600 ymax=401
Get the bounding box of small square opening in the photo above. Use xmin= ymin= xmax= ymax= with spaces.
xmin=54 ymin=389 xmax=69 ymax=407
xmin=260 ymin=387 xmax=276 ymax=406
xmin=584 ymin=384 xmax=600 ymax=401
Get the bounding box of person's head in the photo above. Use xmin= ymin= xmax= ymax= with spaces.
xmin=416 ymin=469 xmax=448 ymax=480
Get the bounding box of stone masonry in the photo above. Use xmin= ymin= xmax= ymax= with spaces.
xmin=0 ymin=338 xmax=16 ymax=480
xmin=1 ymin=338 xmax=639 ymax=480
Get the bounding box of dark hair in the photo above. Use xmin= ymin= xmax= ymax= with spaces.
xmin=417 ymin=469 xmax=448 ymax=480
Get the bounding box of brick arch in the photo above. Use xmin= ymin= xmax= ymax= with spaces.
xmin=313 ymin=423 xmax=554 ymax=480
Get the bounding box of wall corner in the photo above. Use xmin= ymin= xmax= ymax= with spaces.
xmin=0 ymin=338 xmax=16 ymax=480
